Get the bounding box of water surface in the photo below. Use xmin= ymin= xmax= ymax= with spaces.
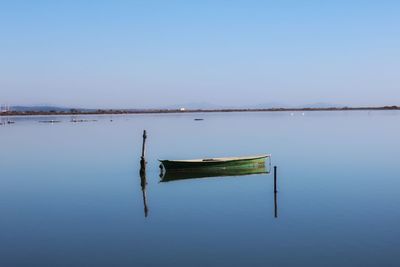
xmin=1 ymin=111 xmax=399 ymax=266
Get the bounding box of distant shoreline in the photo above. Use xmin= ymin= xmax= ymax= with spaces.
xmin=1 ymin=106 xmax=399 ymax=116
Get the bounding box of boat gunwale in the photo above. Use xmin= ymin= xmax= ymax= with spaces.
xmin=158 ymin=154 xmax=270 ymax=163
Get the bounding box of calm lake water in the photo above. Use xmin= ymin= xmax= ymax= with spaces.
xmin=1 ymin=111 xmax=400 ymax=267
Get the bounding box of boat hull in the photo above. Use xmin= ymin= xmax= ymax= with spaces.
xmin=159 ymin=155 xmax=270 ymax=182
xmin=159 ymin=155 xmax=268 ymax=170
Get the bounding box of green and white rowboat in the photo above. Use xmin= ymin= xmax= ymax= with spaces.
xmin=159 ymin=154 xmax=271 ymax=182
xmin=159 ymin=154 xmax=270 ymax=170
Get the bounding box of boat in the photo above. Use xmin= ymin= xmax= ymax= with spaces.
xmin=159 ymin=154 xmax=270 ymax=181
xmin=160 ymin=154 xmax=269 ymax=170
xmin=39 ymin=120 xmax=61 ymax=123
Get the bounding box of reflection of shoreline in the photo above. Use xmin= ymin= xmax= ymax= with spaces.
xmin=1 ymin=106 xmax=399 ymax=116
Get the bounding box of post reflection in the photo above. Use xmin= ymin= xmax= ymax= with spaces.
xmin=140 ymin=165 xmax=148 ymax=218
xmin=274 ymin=191 xmax=278 ymax=218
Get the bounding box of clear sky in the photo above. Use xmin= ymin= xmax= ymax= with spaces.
xmin=1 ymin=0 xmax=399 ymax=108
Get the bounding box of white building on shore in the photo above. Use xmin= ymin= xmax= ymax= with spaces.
xmin=1 ymin=104 xmax=10 ymax=113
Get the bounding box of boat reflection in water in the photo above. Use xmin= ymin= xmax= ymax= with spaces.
xmin=157 ymin=154 xmax=278 ymax=218
xmin=159 ymin=155 xmax=271 ymax=182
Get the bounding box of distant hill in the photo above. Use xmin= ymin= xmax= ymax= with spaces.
xmin=297 ymin=102 xmax=344 ymax=109
xmin=161 ymin=102 xmax=225 ymax=110
xmin=6 ymin=102 xmax=361 ymax=112
xmin=161 ymin=102 xmax=287 ymax=109
xmin=2 ymin=104 xmax=398 ymax=116
xmin=160 ymin=102 xmax=342 ymax=110
xmin=10 ymin=106 xmax=94 ymax=112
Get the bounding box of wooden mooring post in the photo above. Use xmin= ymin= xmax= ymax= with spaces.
xmin=274 ymin=166 xmax=277 ymax=193
xmin=141 ymin=130 xmax=147 ymax=158
xmin=273 ymin=166 xmax=278 ymax=218
xmin=140 ymin=130 xmax=147 ymax=172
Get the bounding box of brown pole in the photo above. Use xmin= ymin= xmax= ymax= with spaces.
xmin=140 ymin=130 xmax=147 ymax=172
xmin=274 ymin=166 xmax=277 ymax=193
xmin=141 ymin=130 xmax=147 ymax=159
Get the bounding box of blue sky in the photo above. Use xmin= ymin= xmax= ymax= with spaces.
xmin=1 ymin=0 xmax=399 ymax=108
